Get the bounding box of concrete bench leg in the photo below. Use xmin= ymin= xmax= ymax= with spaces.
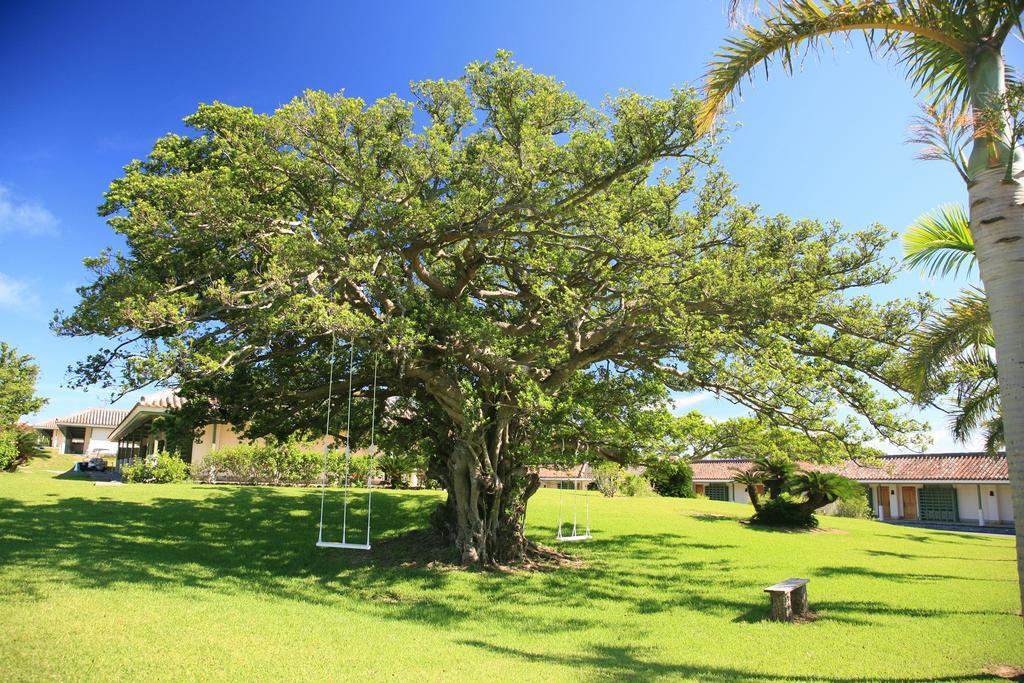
xmin=792 ymin=585 xmax=809 ymax=616
xmin=769 ymin=591 xmax=792 ymax=621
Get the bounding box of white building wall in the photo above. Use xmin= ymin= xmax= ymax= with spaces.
xmin=733 ymin=484 xmax=750 ymax=504
xmin=955 ymin=484 xmax=980 ymax=523
xmin=86 ymin=427 xmax=117 ymax=455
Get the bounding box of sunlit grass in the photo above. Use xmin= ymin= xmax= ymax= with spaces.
xmin=0 ymin=467 xmax=1020 ymax=681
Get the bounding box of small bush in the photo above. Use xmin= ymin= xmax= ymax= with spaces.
xmin=0 ymin=425 xmax=43 ymax=472
xmin=750 ymin=496 xmax=818 ymax=528
xmin=0 ymin=429 xmax=18 ymax=471
xmin=121 ymin=461 xmax=152 ymax=483
xmin=830 ymin=489 xmax=872 ymax=518
xmin=646 ymin=459 xmax=694 ymax=497
xmin=152 ymin=454 xmax=190 ymax=482
xmin=619 ymin=472 xmax=655 ymax=497
xmin=591 ymin=461 xmax=623 ymax=497
xmin=122 ymin=453 xmax=190 ymax=483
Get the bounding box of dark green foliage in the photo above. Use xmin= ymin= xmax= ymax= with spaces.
xmin=646 ymin=459 xmax=694 ymax=497
xmin=750 ymin=454 xmax=797 ymax=499
xmin=788 ymin=471 xmax=861 ymax=511
xmin=750 ymin=495 xmax=819 ymax=529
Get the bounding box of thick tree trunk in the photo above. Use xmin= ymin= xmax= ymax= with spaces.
xmin=967 ymin=47 xmax=1024 ymax=615
xmin=745 ymin=484 xmax=761 ymax=511
xmin=969 ymin=165 xmax=1024 ymax=615
xmin=428 ymin=436 xmax=541 ymax=565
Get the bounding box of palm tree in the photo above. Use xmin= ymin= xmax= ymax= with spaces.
xmin=732 ymin=469 xmax=764 ymax=510
xmin=903 ymin=206 xmax=1003 ymax=452
xmin=749 ymin=454 xmax=797 ymax=499
xmin=789 ymin=471 xmax=862 ymax=513
xmin=704 ymin=0 xmax=1024 ymax=613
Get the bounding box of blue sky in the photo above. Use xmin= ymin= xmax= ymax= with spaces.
xmin=1 ymin=1 xmax=1019 ymax=452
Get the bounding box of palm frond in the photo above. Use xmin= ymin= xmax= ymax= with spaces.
xmin=907 ymin=103 xmax=972 ymax=182
xmin=904 ymin=286 xmax=992 ymax=400
xmin=702 ymin=0 xmax=980 ymax=134
xmin=902 ymin=204 xmax=975 ymax=278
xmin=951 ymin=376 xmax=1000 ymax=445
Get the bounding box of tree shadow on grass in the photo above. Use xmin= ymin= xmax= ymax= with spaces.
xmin=0 ymin=483 xmax=1015 ymax=675
xmin=458 ymin=640 xmax=1000 ymax=682
xmin=817 ymin=565 xmax=1015 ymax=584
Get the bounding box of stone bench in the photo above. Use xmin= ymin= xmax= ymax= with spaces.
xmin=764 ymin=578 xmax=810 ymax=621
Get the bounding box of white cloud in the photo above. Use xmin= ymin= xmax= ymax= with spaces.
xmin=0 ymin=272 xmax=40 ymax=311
xmin=0 ymin=184 xmax=58 ymax=237
xmin=671 ymin=392 xmax=712 ymax=414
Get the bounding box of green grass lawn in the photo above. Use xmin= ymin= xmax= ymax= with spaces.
xmin=0 ymin=466 xmax=1021 ymax=682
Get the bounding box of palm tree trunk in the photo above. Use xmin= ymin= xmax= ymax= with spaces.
xmin=967 ymin=46 xmax=1024 ymax=615
xmin=970 ymin=165 xmax=1024 ymax=615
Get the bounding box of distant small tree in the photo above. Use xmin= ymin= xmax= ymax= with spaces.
xmin=0 ymin=342 xmax=46 ymax=471
xmin=592 ymin=461 xmax=624 ymax=498
xmin=646 ymin=459 xmax=694 ymax=497
xmin=0 ymin=342 xmax=45 ymax=428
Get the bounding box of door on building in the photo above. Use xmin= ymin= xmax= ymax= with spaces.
xmin=694 ymin=484 xmax=705 ymax=496
xmin=982 ymin=487 xmax=999 ymax=524
xmin=880 ymin=486 xmax=892 ymax=519
xmin=901 ymin=487 xmax=919 ymax=520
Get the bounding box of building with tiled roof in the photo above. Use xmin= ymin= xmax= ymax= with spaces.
xmin=33 ymin=407 xmax=131 ymax=456
xmin=690 ymin=454 xmax=1013 ymax=527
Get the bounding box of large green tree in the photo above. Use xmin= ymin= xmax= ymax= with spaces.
xmin=58 ymin=55 xmax=925 ymax=564
xmin=705 ymin=0 xmax=1024 ymax=612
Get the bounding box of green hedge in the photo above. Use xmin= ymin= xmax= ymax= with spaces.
xmin=122 ymin=453 xmax=190 ymax=483
xmin=191 ymin=442 xmax=374 ymax=486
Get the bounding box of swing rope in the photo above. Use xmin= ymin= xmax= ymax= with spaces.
xmin=556 ymin=476 xmax=592 ymax=542
xmin=341 ymin=341 xmax=355 ymax=544
xmin=316 ymin=332 xmax=338 ymax=545
xmin=316 ymin=338 xmax=375 ymax=550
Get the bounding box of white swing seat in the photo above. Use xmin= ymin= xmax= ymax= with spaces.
xmin=316 ymin=541 xmax=372 ymax=550
xmin=557 ymin=534 xmax=592 ymax=542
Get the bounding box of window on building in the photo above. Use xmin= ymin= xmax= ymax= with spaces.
xmin=705 ymin=483 xmax=730 ymax=502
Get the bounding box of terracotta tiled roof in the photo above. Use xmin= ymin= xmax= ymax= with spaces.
xmin=33 ymin=418 xmax=58 ymax=430
xmin=55 ymin=407 xmax=130 ymax=428
xmin=691 ymin=453 xmax=1008 ymax=483
xmin=537 ymin=463 xmax=592 ymax=480
xmin=137 ymin=389 xmax=185 ymax=409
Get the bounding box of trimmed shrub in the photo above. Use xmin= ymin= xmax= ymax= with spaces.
xmin=193 ymin=441 xmax=351 ymax=486
xmin=591 ymin=461 xmax=623 ymax=497
xmin=121 ymin=461 xmax=152 ymax=483
xmin=830 ymin=489 xmax=872 ymax=519
xmin=122 ymin=454 xmax=189 ymax=483
xmin=152 ymin=454 xmax=190 ymax=482
xmin=619 ymin=472 xmax=655 ymax=497
xmin=646 ymin=459 xmax=694 ymax=497
xmin=750 ymin=495 xmax=818 ymax=528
